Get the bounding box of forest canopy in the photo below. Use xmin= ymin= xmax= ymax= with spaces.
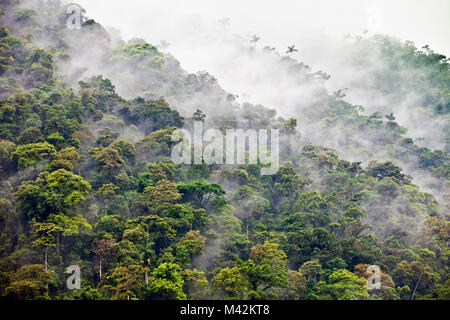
xmin=0 ymin=0 xmax=448 ymax=302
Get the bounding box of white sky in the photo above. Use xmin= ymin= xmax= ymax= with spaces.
xmin=72 ymin=0 xmax=450 ymax=102
xmin=76 ymin=0 xmax=450 ymax=57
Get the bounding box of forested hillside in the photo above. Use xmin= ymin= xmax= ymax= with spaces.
xmin=0 ymin=0 xmax=448 ymax=300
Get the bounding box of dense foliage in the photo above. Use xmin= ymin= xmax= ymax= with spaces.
xmin=0 ymin=0 xmax=448 ymax=300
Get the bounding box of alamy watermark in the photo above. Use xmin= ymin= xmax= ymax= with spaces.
xmin=366 ymin=265 xmax=381 ymax=290
xmin=66 ymin=265 xmax=81 ymax=290
xmin=171 ymin=121 xmax=280 ymax=175
xmin=66 ymin=4 xmax=82 ymax=30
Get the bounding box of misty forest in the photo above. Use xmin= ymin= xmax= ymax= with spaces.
xmin=0 ymin=0 xmax=449 ymax=301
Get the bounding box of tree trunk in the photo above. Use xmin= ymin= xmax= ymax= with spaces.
xmin=56 ymin=232 xmax=60 ymax=254
xmin=145 ymin=229 xmax=150 ymax=285
xmin=411 ymin=269 xmax=424 ymax=300
xmin=246 ymin=216 xmax=249 ymax=240
xmin=99 ymin=259 xmax=103 ymax=280
xmin=44 ymin=247 xmax=48 ymax=272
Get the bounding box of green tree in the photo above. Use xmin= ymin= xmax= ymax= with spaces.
xmin=130 ymin=98 xmax=183 ymax=135
xmin=49 ymin=147 xmax=81 ymax=172
xmin=317 ymin=269 xmax=369 ymax=300
xmin=110 ymin=139 xmax=136 ymax=163
xmin=92 ymin=237 xmax=116 ymax=280
xmin=232 ymin=186 xmax=270 ymax=239
xmin=17 ymin=127 xmax=43 ymax=145
xmin=89 ymin=146 xmax=125 ymax=181
xmin=181 ymin=268 xmax=208 ymax=299
xmin=286 ymin=45 xmax=298 ymax=56
xmin=102 ymin=265 xmax=148 ymax=300
xmin=142 ymin=179 xmax=181 ymax=214
xmin=11 ymin=142 xmax=56 ymax=169
xmin=174 ymin=230 xmax=206 ymax=267
xmin=2 ymin=265 xmax=51 ymax=300
xmin=263 ymin=163 xmax=311 ymax=212
xmin=280 ymin=269 xmax=307 ymax=300
xmin=147 ymin=162 xmax=175 ymax=183
xmin=147 ymin=263 xmax=186 ymax=300
xmin=31 ymin=222 xmax=62 ymax=271
xmin=136 ymin=127 xmax=179 ymax=158
xmin=177 ymin=180 xmax=225 ymax=208
xmin=192 ymin=109 xmax=206 ymax=122
xmin=0 ymin=139 xmax=16 ymax=174
xmin=238 ymin=242 xmax=288 ymax=297
xmin=97 ymin=183 xmax=119 ymax=215
xmin=367 ymin=161 xmax=409 ymax=184
xmin=213 ymin=267 xmax=249 ymax=299
xmin=15 ymin=169 xmax=91 ymax=221
xmin=299 ymin=260 xmax=323 ymax=282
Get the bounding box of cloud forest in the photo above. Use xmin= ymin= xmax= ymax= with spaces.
xmin=0 ymin=0 xmax=448 ymax=302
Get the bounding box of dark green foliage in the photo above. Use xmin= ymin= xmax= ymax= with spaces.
xmin=128 ymin=98 xmax=183 ymax=135
xmin=0 ymin=0 xmax=448 ymax=302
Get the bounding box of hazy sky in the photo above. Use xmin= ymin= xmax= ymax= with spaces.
xmin=76 ymin=0 xmax=450 ymax=61
xmin=66 ymin=0 xmax=449 ymax=199
xmin=72 ymin=0 xmax=450 ymax=111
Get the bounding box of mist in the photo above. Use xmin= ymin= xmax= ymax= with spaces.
xmin=1 ymin=0 xmax=449 ymax=301
xmin=72 ymin=0 xmax=449 ymax=148
xmin=8 ymin=0 xmax=443 ymax=211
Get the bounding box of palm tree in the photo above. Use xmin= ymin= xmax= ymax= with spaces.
xmin=250 ymin=35 xmax=261 ymax=47
xmin=333 ymin=88 xmax=348 ymax=98
xmin=286 ymin=45 xmax=298 ymax=56
xmin=157 ymin=40 xmax=170 ymax=50
xmin=226 ymin=93 xmax=239 ymax=102
xmin=385 ymin=113 xmax=396 ymax=121
xmin=263 ymin=46 xmax=276 ymax=53
xmin=219 ymin=18 xmax=230 ymax=27
xmin=314 ymin=71 xmax=331 ymax=87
